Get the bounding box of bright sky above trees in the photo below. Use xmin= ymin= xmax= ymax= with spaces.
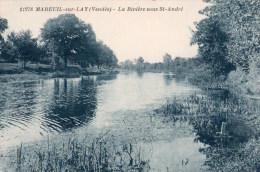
xmin=0 ymin=0 xmax=207 ymax=62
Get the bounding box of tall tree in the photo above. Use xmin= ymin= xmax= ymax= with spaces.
xmin=136 ymin=56 xmax=144 ymax=71
xmin=194 ymin=0 xmax=260 ymax=76
xmin=40 ymin=14 xmax=96 ymax=69
xmin=163 ymin=53 xmax=172 ymax=72
xmin=0 ymin=17 xmax=8 ymax=41
xmin=191 ymin=16 xmax=235 ymax=76
xmin=200 ymin=0 xmax=260 ymax=72
xmin=0 ymin=17 xmax=8 ymax=61
xmin=94 ymin=41 xmax=118 ymax=69
xmin=7 ymin=30 xmax=39 ymax=68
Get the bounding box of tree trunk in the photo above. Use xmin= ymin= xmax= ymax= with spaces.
xmin=23 ymin=59 xmax=26 ymax=70
xmin=36 ymin=63 xmax=39 ymax=71
xmin=64 ymin=57 xmax=67 ymax=70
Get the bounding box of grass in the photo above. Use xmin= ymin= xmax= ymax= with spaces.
xmin=0 ymin=63 xmax=52 ymax=74
xmin=203 ymin=138 xmax=260 ymax=172
xmin=0 ymin=73 xmax=49 ymax=83
xmin=2 ymin=91 xmax=259 ymax=172
xmin=10 ymin=133 xmax=149 ymax=172
xmin=1 ymin=65 xmax=259 ymax=171
xmin=0 ymin=63 xmax=119 ymax=83
xmin=154 ymin=91 xmax=260 ymax=171
xmin=0 ymin=63 xmax=80 ymax=83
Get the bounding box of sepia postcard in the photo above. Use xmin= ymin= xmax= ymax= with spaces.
xmin=0 ymin=0 xmax=259 ymax=171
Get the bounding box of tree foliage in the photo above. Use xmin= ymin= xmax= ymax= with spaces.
xmin=0 ymin=14 xmax=118 ymax=71
xmin=0 ymin=17 xmax=8 ymax=61
xmin=202 ymin=0 xmax=260 ymax=72
xmin=0 ymin=17 xmax=8 ymax=40
xmin=191 ymin=17 xmax=235 ymax=76
xmin=192 ymin=0 xmax=260 ymax=78
xmin=163 ymin=53 xmax=172 ymax=72
xmin=188 ymin=0 xmax=260 ymax=92
xmin=119 ymin=59 xmax=134 ymax=70
xmin=6 ymin=30 xmax=39 ymax=68
xmin=40 ymin=14 xmax=118 ymax=70
xmin=41 ymin=14 xmax=96 ymax=69
xmin=136 ymin=56 xmax=144 ymax=71
xmin=94 ymin=41 xmax=118 ymax=69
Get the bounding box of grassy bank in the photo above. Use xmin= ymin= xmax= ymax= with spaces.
xmin=0 ymin=63 xmax=119 ymax=83
xmin=6 ymin=134 xmax=149 ymax=172
xmin=0 ymin=63 xmax=52 ymax=74
xmin=5 ymin=91 xmax=259 ymax=172
xmin=0 ymin=73 xmax=49 ymax=83
xmin=155 ymin=92 xmax=260 ymax=171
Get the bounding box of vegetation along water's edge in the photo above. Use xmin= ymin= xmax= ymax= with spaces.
xmin=0 ymin=63 xmax=119 ymax=83
xmin=154 ymin=91 xmax=260 ymax=171
xmin=0 ymin=0 xmax=260 ymax=171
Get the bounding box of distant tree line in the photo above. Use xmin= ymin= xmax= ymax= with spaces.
xmin=0 ymin=14 xmax=118 ymax=70
xmin=118 ymin=0 xmax=259 ymax=92
xmin=119 ymin=56 xmax=164 ymax=72
xmin=119 ymin=54 xmax=196 ymax=75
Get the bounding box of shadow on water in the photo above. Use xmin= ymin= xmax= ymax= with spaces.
xmin=155 ymin=86 xmax=259 ymax=171
xmin=96 ymin=73 xmax=118 ymax=81
xmin=0 ymin=76 xmax=109 ymax=148
xmin=193 ymin=90 xmax=249 ymax=144
xmin=136 ymin=71 xmax=144 ymax=78
xmin=189 ymin=89 xmax=258 ymax=170
xmin=163 ymin=74 xmax=172 ymax=86
xmin=46 ymin=78 xmax=98 ymax=131
xmin=2 ymin=72 xmax=259 ymax=171
xmin=163 ymin=73 xmax=187 ymax=85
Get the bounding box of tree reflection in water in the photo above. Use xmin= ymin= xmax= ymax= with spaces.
xmin=47 ymin=78 xmax=98 ymax=131
xmin=156 ymin=88 xmax=258 ymax=171
xmin=188 ymin=90 xmax=256 ymax=171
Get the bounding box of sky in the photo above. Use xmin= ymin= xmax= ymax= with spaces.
xmin=0 ymin=0 xmax=207 ymax=63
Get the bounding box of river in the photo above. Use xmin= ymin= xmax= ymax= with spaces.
xmin=1 ymin=71 xmax=254 ymax=171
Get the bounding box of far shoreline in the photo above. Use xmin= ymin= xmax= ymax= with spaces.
xmin=0 ymin=63 xmax=120 ymax=83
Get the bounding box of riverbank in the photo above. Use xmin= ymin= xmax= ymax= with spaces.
xmin=184 ymin=66 xmax=260 ymax=96
xmin=0 ymin=63 xmax=119 ymax=83
xmin=0 ymin=71 xmax=259 ymax=171
xmin=2 ymin=132 xmax=150 ymax=172
xmin=3 ymin=88 xmax=259 ymax=171
xmin=155 ymin=90 xmax=260 ymax=171
xmin=0 ymin=73 xmax=206 ymax=171
xmin=164 ymin=68 xmax=260 ymax=171
xmin=0 ymin=107 xmax=204 ymax=172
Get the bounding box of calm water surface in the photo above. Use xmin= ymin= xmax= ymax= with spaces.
xmin=0 ymin=72 xmax=208 ymax=170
